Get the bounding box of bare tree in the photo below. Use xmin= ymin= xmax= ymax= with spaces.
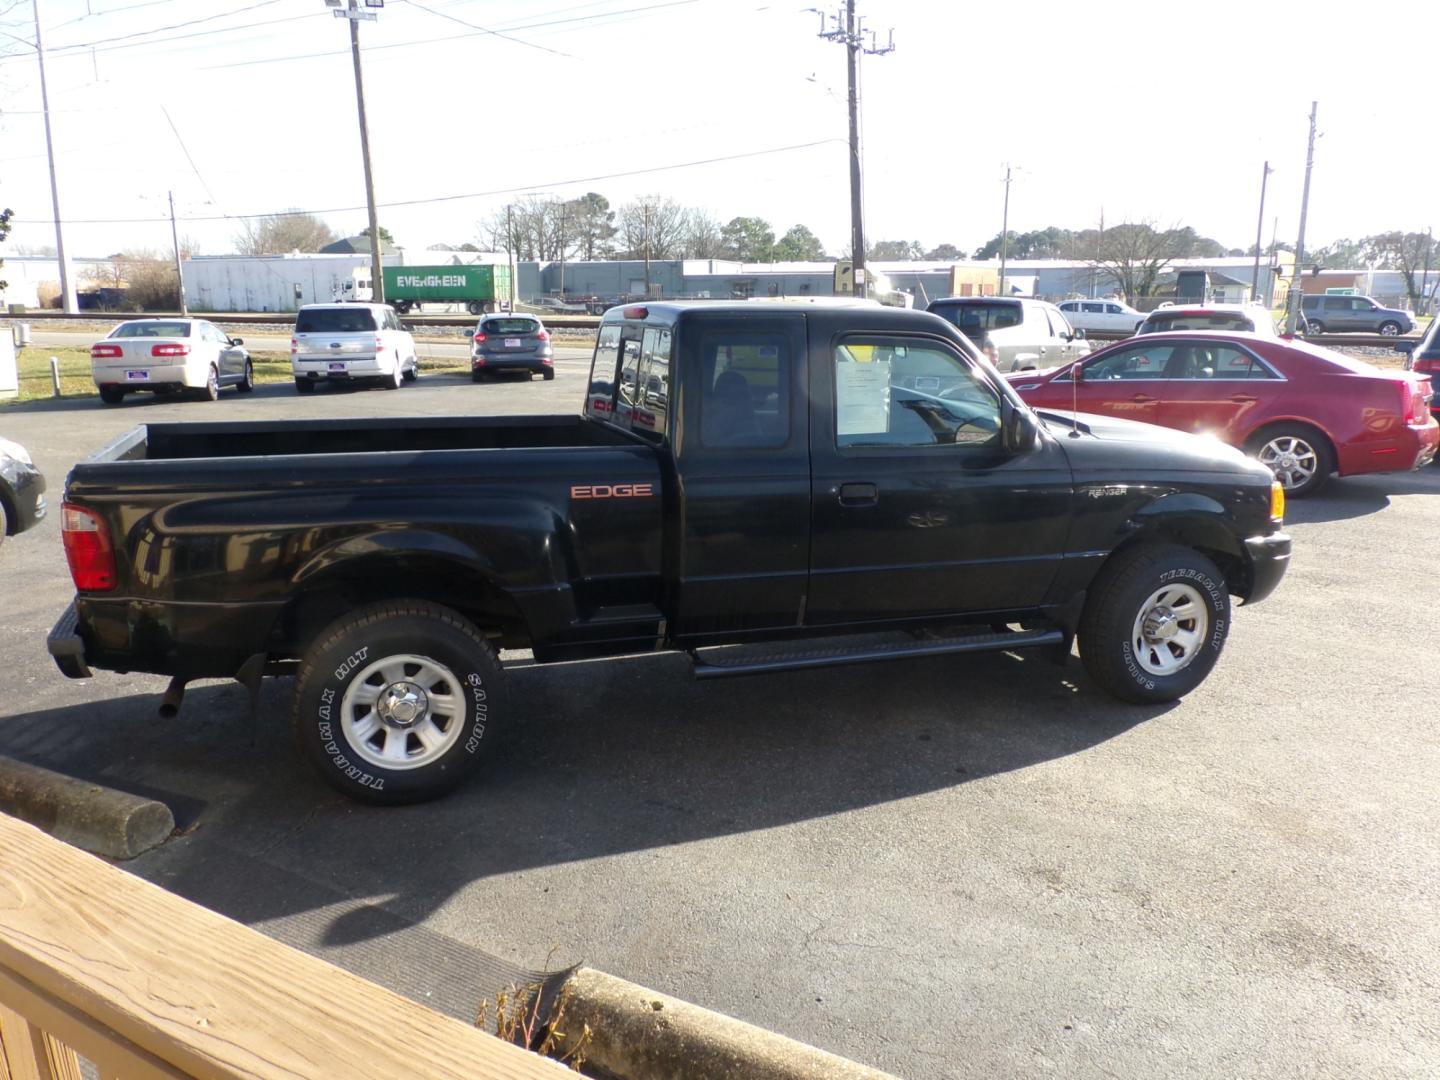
xmin=1067 ymin=221 xmax=1196 ymax=302
xmin=83 ymin=249 xmax=180 ymax=310
xmin=615 ymin=197 xmax=689 ymax=260
xmin=1362 ymin=230 xmax=1433 ymax=308
xmin=681 ymin=209 xmax=726 ymax=259
xmin=234 ymin=210 xmax=337 ymax=255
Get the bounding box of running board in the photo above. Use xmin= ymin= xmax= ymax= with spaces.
xmin=689 ymin=627 xmax=1065 ymax=679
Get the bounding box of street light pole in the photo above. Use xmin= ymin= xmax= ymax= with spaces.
xmin=1251 ymin=161 xmax=1273 ymax=302
xmin=32 ymin=3 xmax=75 ymax=314
xmin=340 ymin=0 xmax=385 ymax=304
xmin=168 ymin=190 xmax=188 ymax=315
xmin=998 ymin=165 xmax=1012 ymax=298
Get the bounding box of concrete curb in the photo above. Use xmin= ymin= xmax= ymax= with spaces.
xmin=557 ymin=967 xmax=898 ymax=1080
xmin=0 ymin=756 xmax=175 ymax=860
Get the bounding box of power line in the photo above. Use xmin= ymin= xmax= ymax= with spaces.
xmin=13 ymin=137 xmax=843 ymax=225
xmin=0 ymin=9 xmax=323 ymax=66
xmin=46 ymin=0 xmax=287 ymax=53
xmin=399 ymin=0 xmax=576 ymax=59
xmin=50 ymin=0 xmax=194 ymax=31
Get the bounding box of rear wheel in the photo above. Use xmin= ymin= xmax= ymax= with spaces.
xmin=1079 ymin=544 xmax=1230 ymax=704
xmin=237 ymin=360 xmax=254 ymax=392
xmin=1379 ymin=321 xmax=1402 ymax=336
xmin=543 ymin=369 xmax=555 ymax=381
xmin=98 ymin=386 xmax=125 ymax=405
xmin=383 ymin=356 xmax=402 ymax=390
xmin=196 ymin=365 xmax=220 ymax=402
xmin=466 ymin=300 xmax=483 ymax=315
xmin=293 ymin=600 xmax=503 ymax=804
xmin=1305 ymin=320 xmax=1325 ymax=335
xmin=1247 ymin=424 xmax=1333 ymax=497
xmin=295 ymin=378 xmax=316 ymax=394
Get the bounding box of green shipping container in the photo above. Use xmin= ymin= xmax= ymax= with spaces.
xmin=382 ymin=264 xmax=512 ymax=313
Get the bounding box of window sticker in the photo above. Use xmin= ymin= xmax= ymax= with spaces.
xmin=836 ymin=358 xmax=892 ymax=436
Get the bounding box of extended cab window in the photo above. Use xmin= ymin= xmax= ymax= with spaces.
xmin=699 ymin=332 xmax=790 ymax=449
xmin=835 ymin=337 xmax=1000 ymax=450
xmin=628 ymin=326 xmax=672 ymax=440
xmin=585 ymin=324 xmax=622 ymax=420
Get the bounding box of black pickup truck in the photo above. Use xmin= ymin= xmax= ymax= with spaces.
xmin=49 ymin=302 xmax=1291 ymax=804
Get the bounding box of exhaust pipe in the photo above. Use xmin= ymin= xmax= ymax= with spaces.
xmin=158 ymin=677 xmax=187 ymax=719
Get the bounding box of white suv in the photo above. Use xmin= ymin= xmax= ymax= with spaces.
xmin=1137 ymin=303 xmax=1279 ymax=337
xmin=291 ymin=303 xmax=418 ymax=393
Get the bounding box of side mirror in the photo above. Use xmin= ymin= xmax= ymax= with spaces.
xmin=1394 ymin=341 xmax=1414 ymax=354
xmin=1071 ymin=329 xmax=1086 ymax=341
xmin=464 ymin=329 xmax=475 ymax=338
xmin=1003 ymin=400 xmax=1040 ymax=453
xmin=230 ymin=337 xmax=244 ymax=346
xmin=402 ymin=323 xmax=415 ymax=333
xmin=1070 ymin=362 xmax=1084 ymax=382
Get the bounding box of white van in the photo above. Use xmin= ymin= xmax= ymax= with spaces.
xmin=291 ymin=303 xmax=417 ymax=393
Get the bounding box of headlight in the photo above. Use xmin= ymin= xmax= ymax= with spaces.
xmin=0 ymin=437 xmax=32 ymax=466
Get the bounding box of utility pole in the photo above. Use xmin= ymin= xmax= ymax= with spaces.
xmin=557 ymin=201 xmax=567 ymax=298
xmin=32 ymin=3 xmax=75 ymax=313
xmin=335 ymin=0 xmax=385 ymax=304
xmin=506 ymin=203 xmax=516 ymax=310
xmin=998 ymin=165 xmax=1013 ymax=298
xmin=1423 ymin=226 xmax=1433 ymax=316
xmin=168 ymin=191 xmax=188 ymax=315
xmin=817 ymin=2 xmax=892 ymax=299
xmin=1285 ymin=102 xmax=1317 ymax=336
xmin=643 ymin=203 xmax=651 ymax=298
xmin=1251 ymin=161 xmax=1273 ymax=301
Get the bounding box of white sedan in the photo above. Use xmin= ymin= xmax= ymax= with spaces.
xmin=90 ymin=318 xmax=253 ymax=405
xmin=1056 ymin=298 xmax=1146 ymax=336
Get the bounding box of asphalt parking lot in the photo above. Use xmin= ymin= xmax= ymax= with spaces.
xmin=1 ymin=362 xmax=1437 ymax=1079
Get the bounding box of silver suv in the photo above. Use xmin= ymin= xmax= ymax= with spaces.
xmin=925 ymin=297 xmax=1090 ymax=371
xmin=1300 ymin=294 xmax=1414 ymax=336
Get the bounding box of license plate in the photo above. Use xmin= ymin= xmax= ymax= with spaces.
xmin=328 ymin=362 xmax=346 ymax=371
xmin=504 ymin=338 xmax=521 ymax=348
xmin=125 ymin=370 xmax=149 ymax=380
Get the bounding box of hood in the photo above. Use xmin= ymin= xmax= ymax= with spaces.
xmin=1037 ymin=409 xmax=1272 ymax=480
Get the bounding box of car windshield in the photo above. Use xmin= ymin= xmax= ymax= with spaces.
xmin=295 ymin=309 xmax=378 ymax=333
xmin=111 ymin=322 xmax=191 ymax=338
xmin=482 ymin=318 xmax=540 ymax=335
xmin=1146 ymin=312 xmax=1256 ymax=333
xmin=930 ymin=301 xmax=1023 ymax=333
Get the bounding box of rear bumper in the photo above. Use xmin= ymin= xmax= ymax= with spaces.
xmin=1242 ymin=532 xmax=1292 ymax=605
xmin=1336 ymin=421 xmax=1439 ymax=475
xmin=294 ymin=355 xmax=394 ymax=379
xmin=92 ymin=362 xmax=197 ymax=388
xmin=473 ymin=353 xmax=552 ymax=373
xmin=48 ymin=601 xmax=91 ymax=679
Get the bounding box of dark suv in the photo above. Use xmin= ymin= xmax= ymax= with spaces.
xmin=1301 ymin=294 xmax=1414 ymax=335
xmin=1397 ymin=318 xmax=1440 ymax=425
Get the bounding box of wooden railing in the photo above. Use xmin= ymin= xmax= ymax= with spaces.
xmin=0 ymin=813 xmax=565 ymax=1079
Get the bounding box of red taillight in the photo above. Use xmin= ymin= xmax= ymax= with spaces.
xmin=151 ymin=343 xmax=189 ymax=357
xmin=1414 ymin=357 xmax=1439 ymax=376
xmin=473 ymin=332 xmax=486 ymax=344
xmin=1407 ymin=377 xmax=1433 ymax=424
xmin=542 ymin=357 xmax=553 ymax=365
xmin=61 ymin=503 xmax=117 ymax=592
xmin=375 ymin=337 xmax=384 ymax=351
xmin=290 ymin=337 xmax=299 ymax=353
xmin=91 ymin=343 xmax=123 ymax=359
xmin=622 ymin=306 xmax=649 ymax=319
xmin=536 ymin=329 xmax=550 ymax=342
xmin=472 ymin=357 xmax=486 ymax=367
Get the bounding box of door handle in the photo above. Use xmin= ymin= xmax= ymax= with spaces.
xmin=1230 ymin=394 xmax=1257 ymax=404
xmin=838 ymin=482 xmax=879 ymax=507
xmin=1131 ymin=393 xmax=1154 ymax=403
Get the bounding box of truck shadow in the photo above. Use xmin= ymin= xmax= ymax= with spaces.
xmin=1286 ymin=467 xmax=1440 ymax=524
xmin=0 ymin=648 xmax=1162 ymax=960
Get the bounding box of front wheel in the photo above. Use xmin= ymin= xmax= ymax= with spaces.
xmin=402 ymin=360 xmax=418 ymax=382
xmin=293 ymin=601 xmax=503 ymax=804
xmin=1078 ymin=543 xmax=1230 ymax=704
xmin=1247 ymin=424 xmax=1333 ymax=497
xmin=237 ymin=359 xmax=254 ymax=392
xmin=1378 ymin=321 xmax=1402 ymax=336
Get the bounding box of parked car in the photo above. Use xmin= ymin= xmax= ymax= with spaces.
xmin=1006 ymin=331 xmax=1438 ymax=496
xmin=468 ymin=314 xmax=554 ymax=381
xmin=1057 ymin=298 xmax=1145 ymax=336
xmin=926 ymin=296 xmax=1091 ymax=371
xmin=90 ymin=319 xmax=253 ymax=404
xmin=1137 ymin=303 xmax=1279 ymax=337
xmin=1396 ymin=317 xmax=1440 ymax=426
xmin=49 ymin=302 xmax=1291 ymax=804
xmin=291 ymin=303 xmax=417 ymax=393
xmin=0 ymin=436 xmax=46 ymax=548
xmin=1300 ymin=294 xmax=1414 ymax=336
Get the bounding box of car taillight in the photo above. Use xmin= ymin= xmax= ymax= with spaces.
xmin=1414 ymin=357 xmax=1439 ymax=376
xmin=91 ymin=343 xmax=123 ymax=359
xmin=473 ymin=332 xmax=486 ymax=344
xmin=61 ymin=503 xmax=117 ymax=592
xmin=290 ymin=337 xmax=299 ymax=353
xmin=375 ymin=336 xmax=385 ymax=351
xmin=536 ymin=329 xmax=550 ymax=342
xmin=1408 ymin=377 xmax=1433 ymax=424
xmin=151 ymin=343 xmax=189 ymax=357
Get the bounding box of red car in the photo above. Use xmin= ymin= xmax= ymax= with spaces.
xmin=1005 ymin=331 xmax=1438 ymax=496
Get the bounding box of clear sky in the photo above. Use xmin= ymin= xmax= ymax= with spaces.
xmin=1 ymin=0 xmax=1437 ymax=260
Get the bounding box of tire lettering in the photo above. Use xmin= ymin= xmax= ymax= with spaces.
xmin=334 ymin=647 xmax=369 ymax=682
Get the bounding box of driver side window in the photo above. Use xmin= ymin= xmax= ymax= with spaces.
xmin=834 ymin=337 xmax=1000 ymax=450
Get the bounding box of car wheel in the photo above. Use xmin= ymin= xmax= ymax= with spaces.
xmin=295 ymin=378 xmax=316 ymax=394
xmin=237 ymin=360 xmax=255 ymax=392
xmin=543 ymin=369 xmax=555 ymax=381
xmin=293 ymin=600 xmax=503 ymax=805
xmin=384 ymin=355 xmax=403 ymax=390
xmin=403 ymin=360 xmax=418 ymax=382
xmin=196 ymin=365 xmax=220 ymax=402
xmin=1305 ymin=320 xmax=1324 ymax=335
xmin=1246 ymin=424 xmax=1333 ymax=498
xmin=1078 ymin=543 xmax=1230 ymax=705
xmin=98 ymin=386 xmax=125 ymax=405
xmin=0 ymin=498 xmax=8 ymax=544
xmin=1378 ymin=321 xmax=1402 ymax=336
xmin=466 ymin=300 xmax=483 ymax=315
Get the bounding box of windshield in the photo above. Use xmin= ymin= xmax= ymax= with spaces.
xmin=929 ymin=301 xmax=1023 ymax=333
xmin=1143 ymin=312 xmax=1258 ymax=333
xmin=482 ymin=318 xmax=541 ymax=335
xmin=111 ymin=321 xmax=191 ymax=338
xmin=295 ymin=308 xmax=377 ymax=333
